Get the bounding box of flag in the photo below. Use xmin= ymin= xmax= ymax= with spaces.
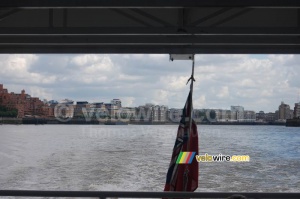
xmin=164 ymin=91 xmax=199 ymax=192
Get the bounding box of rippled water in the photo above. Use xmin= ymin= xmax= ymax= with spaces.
xmin=0 ymin=125 xmax=299 ymax=193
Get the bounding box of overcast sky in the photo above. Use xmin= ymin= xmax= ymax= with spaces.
xmin=0 ymin=54 xmax=299 ymax=112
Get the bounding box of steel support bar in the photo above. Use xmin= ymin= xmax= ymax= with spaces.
xmin=0 ymin=27 xmax=299 ymax=36
xmin=0 ymin=190 xmax=300 ymax=198
xmin=0 ymin=35 xmax=298 ymax=45
xmin=0 ymin=44 xmax=299 ymax=54
xmin=1 ymin=0 xmax=300 ymax=8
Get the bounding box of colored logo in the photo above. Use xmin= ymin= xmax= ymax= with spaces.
xmin=176 ymin=152 xmax=196 ymax=164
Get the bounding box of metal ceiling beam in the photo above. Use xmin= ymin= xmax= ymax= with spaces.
xmin=63 ymin=9 xmax=67 ymax=27
xmin=49 ymin=9 xmax=53 ymax=27
xmin=189 ymin=7 xmax=232 ymax=26
xmin=111 ymin=9 xmax=152 ymax=27
xmin=0 ymin=27 xmax=299 ymax=36
xmin=130 ymin=9 xmax=173 ymax=27
xmin=0 ymin=8 xmax=21 ymax=21
xmin=0 ymin=45 xmax=299 ymax=54
xmin=212 ymin=8 xmax=253 ymax=26
xmin=0 ymin=35 xmax=299 ymax=44
xmin=298 ymin=9 xmax=300 ymax=27
xmin=1 ymin=0 xmax=300 ymax=8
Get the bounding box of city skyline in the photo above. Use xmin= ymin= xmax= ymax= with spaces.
xmin=0 ymin=83 xmax=298 ymax=116
xmin=1 ymin=54 xmax=299 ymax=113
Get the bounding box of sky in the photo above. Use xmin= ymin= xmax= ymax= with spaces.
xmin=0 ymin=54 xmax=299 ymax=113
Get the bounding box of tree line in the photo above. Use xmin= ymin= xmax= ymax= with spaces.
xmin=0 ymin=105 xmax=18 ymax=117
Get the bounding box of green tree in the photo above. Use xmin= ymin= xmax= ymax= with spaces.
xmin=0 ymin=105 xmax=18 ymax=117
xmin=210 ymin=110 xmax=216 ymax=120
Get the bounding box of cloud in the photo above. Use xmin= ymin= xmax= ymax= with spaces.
xmin=29 ymin=86 xmax=53 ymax=101
xmin=121 ymin=97 xmax=136 ymax=107
xmin=0 ymin=54 xmax=39 ymax=83
xmin=0 ymin=54 xmax=299 ymax=112
xmin=159 ymin=75 xmax=188 ymax=91
xmin=217 ymin=86 xmax=229 ymax=98
xmin=194 ymin=95 xmax=206 ymax=108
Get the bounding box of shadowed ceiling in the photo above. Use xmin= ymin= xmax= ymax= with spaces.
xmin=0 ymin=0 xmax=299 ymax=53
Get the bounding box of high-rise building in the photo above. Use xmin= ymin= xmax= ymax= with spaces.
xmin=278 ymin=101 xmax=291 ymax=120
xmin=294 ymin=102 xmax=300 ymax=118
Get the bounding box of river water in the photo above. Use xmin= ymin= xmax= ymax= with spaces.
xmin=0 ymin=125 xmax=299 ymax=194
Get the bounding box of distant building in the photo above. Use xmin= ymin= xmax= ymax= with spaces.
xmin=118 ymin=107 xmax=135 ymax=120
xmin=134 ymin=103 xmax=168 ymax=122
xmin=60 ymin=99 xmax=74 ymax=105
xmin=0 ymin=84 xmax=50 ymax=118
xmin=105 ymin=103 xmax=119 ymax=118
xmin=150 ymin=105 xmax=168 ymax=122
xmin=134 ymin=105 xmax=148 ymax=121
xmin=265 ymin=112 xmax=276 ymax=122
xmin=48 ymin=100 xmax=58 ymax=105
xmin=231 ymin=106 xmax=244 ymax=121
xmin=244 ymin=110 xmax=256 ymax=122
xmin=168 ymin=108 xmax=182 ymax=122
xmin=294 ymin=103 xmax=300 ymax=118
xmin=278 ymin=101 xmax=291 ymax=120
xmin=275 ymin=110 xmax=279 ymax=121
xmin=111 ymin=99 xmax=122 ymax=108
xmin=256 ymin=111 xmax=265 ymax=121
xmin=145 ymin=103 xmax=155 ymax=108
xmin=92 ymin=102 xmax=104 ymax=108
xmin=215 ymin=109 xmax=233 ymax=122
xmin=74 ymin=101 xmax=89 ymax=118
xmin=158 ymin=105 xmax=168 ymax=122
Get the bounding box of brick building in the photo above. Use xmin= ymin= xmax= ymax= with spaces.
xmin=0 ymin=84 xmax=52 ymax=118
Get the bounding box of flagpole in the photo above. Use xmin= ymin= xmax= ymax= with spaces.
xmin=183 ymin=56 xmax=195 ymax=191
xmin=188 ymin=56 xmax=195 ymax=151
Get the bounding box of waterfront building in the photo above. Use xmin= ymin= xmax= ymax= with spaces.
xmin=74 ymin=101 xmax=89 ymax=118
xmin=0 ymin=84 xmax=49 ymax=118
xmin=215 ymin=109 xmax=233 ymax=122
xmin=265 ymin=112 xmax=276 ymax=122
xmin=134 ymin=105 xmax=149 ymax=121
xmin=256 ymin=111 xmax=265 ymax=121
xmin=275 ymin=110 xmax=279 ymax=121
xmin=118 ymin=107 xmax=135 ymax=120
xmin=158 ymin=105 xmax=168 ymax=122
xmin=231 ymin=106 xmax=244 ymax=121
xmin=294 ymin=103 xmax=300 ymax=118
xmin=145 ymin=103 xmax=155 ymax=108
xmin=278 ymin=101 xmax=292 ymax=120
xmin=60 ymin=99 xmax=74 ymax=105
xmin=152 ymin=105 xmax=159 ymax=121
xmin=244 ymin=110 xmax=256 ymax=122
xmin=168 ymin=108 xmax=182 ymax=122
xmin=105 ymin=103 xmax=119 ymax=118
xmin=54 ymin=99 xmax=74 ymax=119
xmin=92 ymin=102 xmax=104 ymax=108
xmin=134 ymin=104 xmax=168 ymax=122
xmin=48 ymin=100 xmax=58 ymax=105
xmin=111 ymin=99 xmax=122 ymax=108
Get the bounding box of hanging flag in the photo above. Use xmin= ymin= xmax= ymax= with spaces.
xmin=164 ymin=91 xmax=199 ymax=192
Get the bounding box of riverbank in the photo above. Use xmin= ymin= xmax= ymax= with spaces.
xmin=0 ymin=117 xmax=288 ymax=126
xmin=286 ymin=118 xmax=300 ymax=127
